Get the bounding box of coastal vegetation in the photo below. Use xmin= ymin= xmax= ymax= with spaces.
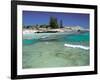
xmin=23 ymin=16 xmax=63 ymax=29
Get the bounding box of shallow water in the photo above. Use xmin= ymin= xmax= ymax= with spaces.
xmin=22 ymin=32 xmax=90 ymax=69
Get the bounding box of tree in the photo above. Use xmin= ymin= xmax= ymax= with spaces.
xmin=60 ymin=20 xmax=63 ymax=28
xmin=23 ymin=26 xmax=26 ymax=29
xmin=25 ymin=25 xmax=31 ymax=29
xmin=49 ymin=16 xmax=59 ymax=29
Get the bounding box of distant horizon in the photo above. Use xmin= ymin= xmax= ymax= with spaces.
xmin=23 ymin=11 xmax=90 ymax=29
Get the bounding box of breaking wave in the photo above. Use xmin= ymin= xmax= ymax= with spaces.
xmin=64 ymin=43 xmax=89 ymax=50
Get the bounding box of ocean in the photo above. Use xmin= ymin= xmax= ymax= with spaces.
xmin=22 ymin=32 xmax=90 ymax=69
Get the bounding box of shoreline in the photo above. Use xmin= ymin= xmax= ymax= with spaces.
xmin=22 ymin=28 xmax=89 ymax=40
xmin=23 ymin=28 xmax=89 ymax=35
xmin=23 ymin=32 xmax=75 ymax=40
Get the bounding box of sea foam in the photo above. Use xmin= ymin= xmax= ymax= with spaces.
xmin=64 ymin=43 xmax=89 ymax=50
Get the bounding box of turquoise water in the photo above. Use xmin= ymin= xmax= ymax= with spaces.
xmin=61 ymin=32 xmax=89 ymax=46
xmin=22 ymin=32 xmax=90 ymax=69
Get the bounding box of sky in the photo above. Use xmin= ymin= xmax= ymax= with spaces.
xmin=23 ymin=11 xmax=89 ymax=29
